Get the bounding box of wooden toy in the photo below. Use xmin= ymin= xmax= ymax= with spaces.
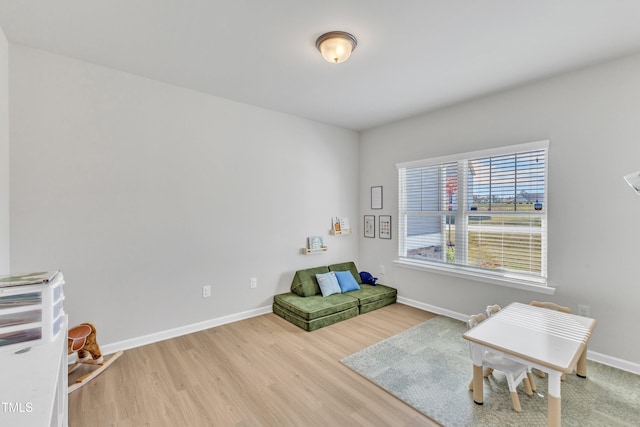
xmin=67 ymin=322 xmax=122 ymax=393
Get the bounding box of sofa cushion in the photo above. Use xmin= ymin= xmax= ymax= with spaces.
xmin=360 ymin=295 xmax=397 ymax=314
xmin=346 ymin=284 xmax=397 ymax=306
xmin=341 ymin=284 xmax=397 ymax=314
xmin=290 ymin=266 xmax=329 ymax=297
xmin=316 ymin=272 xmax=341 ymax=297
xmin=273 ymin=292 xmax=358 ymax=321
xmin=334 ymin=270 xmax=361 ymax=293
xmin=273 ymin=303 xmax=358 ymax=332
xmin=328 ymin=262 xmax=362 ymax=284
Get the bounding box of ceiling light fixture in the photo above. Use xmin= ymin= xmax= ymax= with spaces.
xmin=315 ymin=31 xmax=357 ymax=64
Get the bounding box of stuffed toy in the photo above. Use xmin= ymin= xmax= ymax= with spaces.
xmin=68 ymin=322 xmax=103 ymax=364
xmin=359 ymin=271 xmax=378 ymax=285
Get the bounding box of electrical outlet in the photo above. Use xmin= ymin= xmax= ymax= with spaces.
xmin=380 ymin=265 xmax=386 ymax=275
xmin=577 ymin=304 xmax=590 ymax=317
xmin=202 ymin=285 xmax=211 ymax=298
xmin=250 ymin=277 xmax=257 ymax=289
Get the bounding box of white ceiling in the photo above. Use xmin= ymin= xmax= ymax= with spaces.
xmin=2 ymin=1 xmax=640 ymax=131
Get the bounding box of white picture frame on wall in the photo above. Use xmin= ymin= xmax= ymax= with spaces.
xmin=371 ymin=186 xmax=383 ymax=209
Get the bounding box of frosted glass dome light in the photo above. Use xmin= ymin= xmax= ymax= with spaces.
xmin=316 ymin=31 xmax=357 ymax=64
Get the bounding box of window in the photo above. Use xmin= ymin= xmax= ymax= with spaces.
xmin=396 ymin=140 xmax=548 ymax=287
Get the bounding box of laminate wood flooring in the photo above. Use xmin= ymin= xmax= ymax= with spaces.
xmin=69 ymin=303 xmax=439 ymax=426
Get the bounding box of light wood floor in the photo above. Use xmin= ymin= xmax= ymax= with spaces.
xmin=69 ymin=303 xmax=440 ymax=426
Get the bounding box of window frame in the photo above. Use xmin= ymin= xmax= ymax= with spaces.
xmin=395 ymin=140 xmax=554 ymax=294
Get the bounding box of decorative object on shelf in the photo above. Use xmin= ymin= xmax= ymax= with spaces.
xmin=67 ymin=322 xmax=123 ymax=393
xmin=308 ymin=235 xmax=325 ymax=251
xmin=624 ymin=170 xmax=640 ymax=196
xmin=371 ymin=186 xmax=383 ymax=209
xmin=315 ymin=31 xmax=357 ymax=64
xmin=330 ymin=217 xmax=352 ymax=235
xmin=364 ymin=215 xmax=375 ymax=238
xmin=303 ymin=236 xmax=327 ymax=254
xmin=333 ymin=216 xmax=341 ymax=232
xmin=379 ymin=215 xmax=392 ymax=239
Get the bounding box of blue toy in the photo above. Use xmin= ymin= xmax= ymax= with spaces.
xmin=359 ymin=271 xmax=378 ymax=285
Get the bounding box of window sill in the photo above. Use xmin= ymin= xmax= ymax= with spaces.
xmin=392 ymin=258 xmax=556 ymax=295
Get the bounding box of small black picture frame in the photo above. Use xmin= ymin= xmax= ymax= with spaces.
xmin=364 ymin=215 xmax=375 ymax=238
xmin=379 ymin=215 xmax=391 ymax=239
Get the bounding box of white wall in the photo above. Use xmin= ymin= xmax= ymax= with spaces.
xmin=359 ymin=53 xmax=640 ymax=365
xmin=9 ymin=40 xmax=640 ymax=366
xmin=0 ymin=25 xmax=9 ymax=275
xmin=9 ymin=45 xmax=359 ymax=345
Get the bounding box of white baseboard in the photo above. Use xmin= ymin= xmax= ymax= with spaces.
xmin=586 ymin=350 xmax=640 ymax=375
xmin=397 ymin=296 xmax=640 ymax=375
xmin=100 ymin=305 xmax=273 ymax=356
xmin=397 ymin=296 xmax=469 ymax=322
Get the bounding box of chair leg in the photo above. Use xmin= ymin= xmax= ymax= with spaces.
xmin=523 ymin=377 xmax=533 ymax=396
xmin=505 ymin=374 xmax=523 ymax=412
xmin=483 ymin=367 xmax=494 ymax=378
xmin=510 ymin=391 xmax=522 ymax=412
xmin=534 ymin=368 xmax=546 ymax=378
xmin=526 ymin=372 xmax=537 ymax=392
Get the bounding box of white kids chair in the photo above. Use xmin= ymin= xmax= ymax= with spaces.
xmin=467 ymin=312 xmax=534 ymax=412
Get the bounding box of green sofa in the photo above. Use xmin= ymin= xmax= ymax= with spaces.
xmin=273 ymin=261 xmax=397 ymax=331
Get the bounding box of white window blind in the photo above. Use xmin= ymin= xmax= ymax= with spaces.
xmin=397 ymin=141 xmax=548 ymax=286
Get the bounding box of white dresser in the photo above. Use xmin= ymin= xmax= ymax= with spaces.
xmin=0 ymin=271 xmax=67 ymax=427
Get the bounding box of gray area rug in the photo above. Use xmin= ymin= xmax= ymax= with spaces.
xmin=341 ymin=316 xmax=639 ymax=426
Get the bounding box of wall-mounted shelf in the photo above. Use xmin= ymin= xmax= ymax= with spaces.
xmin=329 ymin=229 xmax=352 ymax=236
xmin=302 ymin=247 xmax=328 ymax=254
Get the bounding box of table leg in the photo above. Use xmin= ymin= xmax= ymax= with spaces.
xmin=472 ymin=364 xmax=483 ymax=404
xmin=469 ymin=344 xmax=484 ymax=405
xmin=576 ymin=347 xmax=587 ymax=378
xmin=547 ymin=371 xmax=562 ymax=427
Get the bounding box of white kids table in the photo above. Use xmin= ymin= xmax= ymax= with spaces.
xmin=463 ymin=302 xmax=596 ymax=427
